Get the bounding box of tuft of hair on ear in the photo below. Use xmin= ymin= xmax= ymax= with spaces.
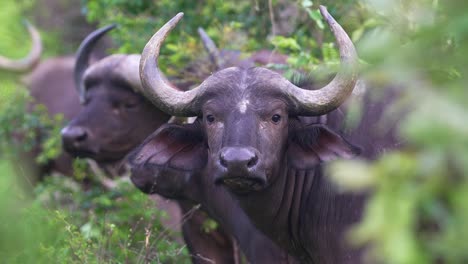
xmin=291 ymin=124 xmax=361 ymax=157
xmin=164 ymin=123 xmax=204 ymax=143
xmin=290 ymin=124 xmax=322 ymax=149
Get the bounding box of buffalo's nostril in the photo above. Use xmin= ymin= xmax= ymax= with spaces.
xmin=75 ymin=131 xmax=87 ymax=141
xmin=220 ymin=154 xmax=228 ymax=168
xmin=219 ymin=147 xmax=258 ymax=171
xmin=247 ymin=155 xmax=258 ymax=168
xmin=61 ymin=126 xmax=88 ymax=144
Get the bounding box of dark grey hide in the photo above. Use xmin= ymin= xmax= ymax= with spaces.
xmin=130 ymin=120 xmax=300 ymax=264
xmin=130 ymin=67 xmax=402 ymax=263
xmin=61 ymin=54 xmax=170 ymax=163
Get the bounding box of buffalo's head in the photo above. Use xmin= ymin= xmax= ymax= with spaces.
xmin=61 ymin=26 xmax=170 ymax=163
xmin=132 ymin=7 xmax=360 ymax=194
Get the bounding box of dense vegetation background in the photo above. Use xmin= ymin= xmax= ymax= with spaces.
xmin=0 ymin=0 xmax=467 ymax=263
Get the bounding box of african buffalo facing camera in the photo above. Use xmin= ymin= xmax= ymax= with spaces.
xmin=128 ymin=28 xmax=300 ymax=263
xmin=134 ymin=7 xmax=402 ymax=263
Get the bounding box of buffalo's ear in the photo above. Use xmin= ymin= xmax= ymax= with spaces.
xmin=130 ymin=122 xmax=207 ymax=170
xmin=287 ymin=124 xmax=361 ymax=169
xmin=128 ymin=122 xmax=206 ymax=197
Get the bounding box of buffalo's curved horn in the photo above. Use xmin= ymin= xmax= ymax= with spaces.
xmin=0 ymin=21 xmax=42 ymax=72
xmin=279 ymin=6 xmax=359 ymax=115
xmin=74 ymin=24 xmax=116 ymax=103
xmin=197 ymin=27 xmax=223 ymax=70
xmin=140 ymin=13 xmax=204 ymax=116
xmin=140 ymin=7 xmax=357 ymax=117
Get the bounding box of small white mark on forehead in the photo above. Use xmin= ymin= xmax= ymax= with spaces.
xmin=238 ymin=99 xmax=250 ymax=113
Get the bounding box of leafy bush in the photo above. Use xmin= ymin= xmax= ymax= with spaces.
xmin=0 ymin=159 xmax=190 ymax=263
xmin=34 ymin=173 xmax=190 ymax=263
xmin=0 ymin=1 xmax=190 ymax=262
xmin=328 ymin=0 xmax=468 ymax=263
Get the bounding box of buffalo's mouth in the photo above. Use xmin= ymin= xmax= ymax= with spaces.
xmin=215 ymin=176 xmax=266 ymax=193
xmin=63 ymin=143 xmax=125 ymax=163
xmin=63 ymin=146 xmax=98 ymax=159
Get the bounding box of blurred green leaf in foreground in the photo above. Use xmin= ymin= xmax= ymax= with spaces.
xmin=329 ymin=0 xmax=468 ymax=263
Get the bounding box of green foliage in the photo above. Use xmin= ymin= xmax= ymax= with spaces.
xmin=0 ymin=160 xmax=190 ymax=263
xmin=328 ymin=0 xmax=468 ymax=263
xmin=202 ymin=218 xmax=219 ymax=234
xmin=0 ymin=160 xmax=70 ymax=264
xmin=84 ymin=0 xmax=260 ymax=71
xmin=34 ymin=175 xmax=190 ymax=263
xmin=0 ymin=90 xmax=64 ymax=164
xmin=0 ymin=0 xmax=34 ymax=59
xmin=0 ymin=0 xmax=64 ymax=164
xmin=82 ymin=0 xmax=374 ymax=88
xmin=1 ymin=1 xmax=189 ymax=262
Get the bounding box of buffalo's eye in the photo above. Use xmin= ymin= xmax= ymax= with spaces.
xmin=206 ymin=114 xmax=215 ymax=123
xmin=124 ymin=102 xmax=138 ymax=109
xmin=271 ymin=114 xmax=281 ymax=123
xmin=111 ymin=101 xmax=119 ymax=110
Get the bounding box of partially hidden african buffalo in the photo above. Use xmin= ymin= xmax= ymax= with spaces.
xmin=0 ymin=22 xmax=83 ymax=178
xmin=131 ymin=7 xmax=402 ymax=263
xmin=60 ymin=25 xmax=291 ymax=263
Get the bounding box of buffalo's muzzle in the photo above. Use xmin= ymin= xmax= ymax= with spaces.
xmin=61 ymin=125 xmax=96 ymax=157
xmin=217 ymin=176 xmax=266 ymax=193
xmin=61 ymin=126 xmax=88 ymax=145
xmin=219 ymin=147 xmax=258 ymax=172
xmin=216 ymin=147 xmax=267 ymax=192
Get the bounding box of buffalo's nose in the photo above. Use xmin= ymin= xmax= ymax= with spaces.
xmin=61 ymin=126 xmax=88 ymax=145
xmin=219 ymin=147 xmax=258 ymax=170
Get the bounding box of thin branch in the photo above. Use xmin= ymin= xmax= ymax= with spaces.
xmin=268 ymin=0 xmax=277 ymax=37
xmin=86 ymin=159 xmax=118 ymax=190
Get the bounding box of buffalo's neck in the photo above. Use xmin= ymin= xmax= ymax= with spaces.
xmin=193 ymin=172 xmax=297 ymax=263
xmin=236 ymin=160 xmax=365 ymax=263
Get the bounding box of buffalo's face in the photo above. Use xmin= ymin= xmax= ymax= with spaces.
xmin=61 ymin=73 xmax=170 ymax=163
xmin=134 ymin=10 xmax=361 ymax=194
xmin=200 ymin=70 xmax=291 ymax=193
